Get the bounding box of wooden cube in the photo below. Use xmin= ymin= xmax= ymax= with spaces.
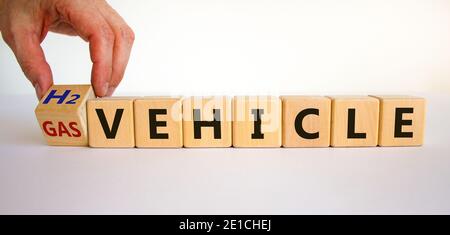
xmin=182 ymin=96 xmax=232 ymax=148
xmin=87 ymin=98 xmax=135 ymax=148
xmin=134 ymin=97 xmax=183 ymax=148
xmin=233 ymin=96 xmax=282 ymax=147
xmin=372 ymin=95 xmax=426 ymax=146
xmin=35 ymin=84 xmax=95 ymax=146
xmin=330 ymin=96 xmax=379 ymax=147
xmin=282 ymin=96 xmax=331 ymax=147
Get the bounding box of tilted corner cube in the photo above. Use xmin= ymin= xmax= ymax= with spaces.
xmin=35 ymin=84 xmax=95 ymax=146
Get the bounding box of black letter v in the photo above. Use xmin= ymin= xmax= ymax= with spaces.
xmin=95 ymin=109 xmax=124 ymax=139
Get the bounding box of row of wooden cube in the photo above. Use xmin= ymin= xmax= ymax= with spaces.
xmin=35 ymin=85 xmax=426 ymax=148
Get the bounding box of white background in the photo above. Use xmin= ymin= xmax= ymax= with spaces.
xmin=1 ymin=0 xmax=450 ymax=215
xmin=1 ymin=0 xmax=450 ymax=96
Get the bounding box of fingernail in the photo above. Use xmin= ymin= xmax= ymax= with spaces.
xmin=101 ymin=82 xmax=109 ymax=97
xmin=34 ymin=83 xmax=42 ymax=100
xmin=106 ymin=86 xmax=116 ymax=97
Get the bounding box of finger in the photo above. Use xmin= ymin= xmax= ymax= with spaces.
xmin=48 ymin=21 xmax=78 ymax=36
xmin=6 ymin=28 xmax=53 ymax=99
xmin=88 ymin=25 xmax=114 ymax=97
xmin=97 ymin=1 xmax=135 ymax=96
xmin=55 ymin=1 xmax=114 ymax=97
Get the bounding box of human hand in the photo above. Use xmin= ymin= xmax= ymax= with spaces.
xmin=0 ymin=0 xmax=135 ymax=99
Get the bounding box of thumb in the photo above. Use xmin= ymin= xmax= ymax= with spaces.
xmin=7 ymin=29 xmax=53 ymax=100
